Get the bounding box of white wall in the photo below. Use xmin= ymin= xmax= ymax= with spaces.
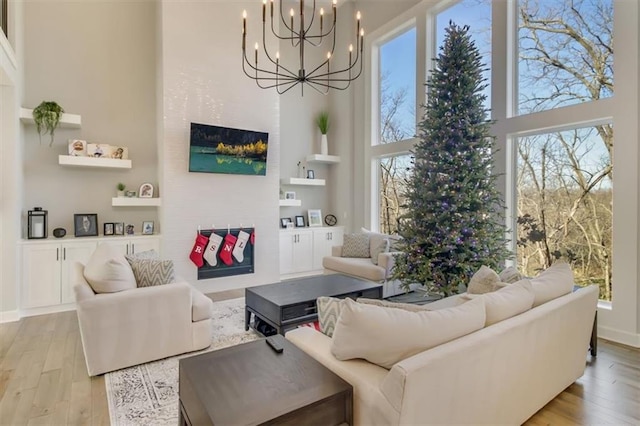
xmin=159 ymin=1 xmax=281 ymax=293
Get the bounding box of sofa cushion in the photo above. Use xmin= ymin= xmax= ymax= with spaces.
xmin=498 ymin=266 xmax=523 ymax=284
xmin=83 ymin=243 xmax=137 ymax=293
xmin=323 ymin=256 xmax=387 ymax=281
xmin=130 ymin=258 xmax=175 ymax=288
xmin=331 ymin=297 xmax=486 ymax=369
xmin=317 ymin=296 xmax=345 ymax=337
xmin=191 ymin=290 xmax=214 ymax=322
xmin=370 ymin=238 xmax=389 ymax=265
xmin=468 ymin=265 xmax=501 ymax=294
xmin=342 ymin=233 xmax=371 ymax=258
xmin=460 ymin=279 xmax=535 ymax=326
xmin=531 ymin=262 xmax=575 ymax=307
xmin=357 ymin=297 xmax=431 ymax=313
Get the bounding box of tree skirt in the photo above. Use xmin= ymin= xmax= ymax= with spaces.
xmin=105 ymin=297 xmax=259 ymax=426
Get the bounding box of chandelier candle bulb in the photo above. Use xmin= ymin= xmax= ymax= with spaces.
xmin=320 ymin=8 xmax=324 ymax=30
xmin=255 ymin=43 xmax=259 ymax=64
xmin=262 ymin=0 xmax=266 ymax=22
xmin=333 ymin=0 xmax=337 ymax=23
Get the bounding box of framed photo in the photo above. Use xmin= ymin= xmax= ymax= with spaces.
xmin=142 ymin=221 xmax=154 ymax=235
xmin=284 ymin=191 xmax=296 ymax=200
xmin=307 ymin=169 xmax=315 ymax=179
xmin=87 ymin=143 xmax=112 ymax=158
xmin=307 ymin=209 xmax=322 ymax=227
xmin=125 ymin=190 xmax=137 ymax=198
xmin=295 ymin=215 xmax=306 ymax=227
xmin=103 ymin=222 xmax=114 ymax=236
xmin=114 ymin=222 xmax=124 ymax=235
xmin=125 ymin=224 xmax=135 ymax=235
xmin=139 ymin=183 xmax=154 ymax=198
xmin=68 ymin=139 xmax=87 ymax=156
xmin=74 ymin=214 xmax=99 ymax=237
xmin=110 ymin=146 xmax=129 ymax=160
xmin=280 ymin=217 xmax=292 ymax=229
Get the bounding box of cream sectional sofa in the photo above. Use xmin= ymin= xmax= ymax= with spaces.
xmin=286 ymin=281 xmax=598 ymax=425
xmin=323 ymin=245 xmax=399 ymax=282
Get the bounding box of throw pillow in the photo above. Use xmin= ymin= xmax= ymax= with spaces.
xmin=341 ymin=233 xmax=371 ymax=258
xmin=530 ymin=261 xmax=575 ymax=307
xmin=357 ymin=297 xmax=430 ymax=313
xmin=370 ymin=238 xmax=389 ymax=265
xmin=125 ymin=249 xmax=159 ymax=266
xmin=130 ymin=258 xmax=175 ymax=288
xmin=83 ymin=243 xmax=137 ymax=293
xmin=361 ymin=227 xmax=403 ymax=251
xmin=316 ymin=296 xmax=346 ymax=338
xmin=331 ymin=297 xmax=486 ymax=369
xmin=467 ymin=266 xmax=501 ymax=294
xmin=459 ymin=279 xmax=535 ymax=326
xmin=498 ymin=266 xmax=523 ymax=284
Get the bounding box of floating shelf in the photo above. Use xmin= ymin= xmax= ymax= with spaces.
xmin=305 ymin=154 xmax=341 ymax=164
xmin=281 ymin=178 xmax=326 ymax=186
xmin=112 ymin=198 xmax=162 ymax=207
xmin=21 ymin=108 xmax=82 ymax=128
xmin=279 ymin=199 xmax=302 ymax=207
xmin=59 ymin=155 xmax=132 ymax=169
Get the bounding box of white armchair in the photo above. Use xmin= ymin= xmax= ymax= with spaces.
xmin=74 ymin=262 xmax=213 ymax=376
xmin=323 ymin=245 xmax=399 ymax=282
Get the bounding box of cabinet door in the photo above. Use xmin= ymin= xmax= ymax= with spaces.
xmin=101 ymin=240 xmax=130 ymax=255
xmin=312 ymin=227 xmax=344 ymax=270
xmin=279 ymin=232 xmax=294 ymax=275
xmin=292 ymin=231 xmax=313 ymax=272
xmin=129 ymin=237 xmax=160 ymax=255
xmin=22 ymin=244 xmax=61 ymax=309
xmin=60 ymin=241 xmax=97 ymax=304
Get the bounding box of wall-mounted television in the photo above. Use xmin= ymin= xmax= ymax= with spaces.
xmin=189 ymin=123 xmax=269 ymax=176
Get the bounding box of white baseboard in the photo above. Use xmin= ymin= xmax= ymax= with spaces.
xmin=598 ymin=325 xmax=640 ymax=348
xmin=0 ymin=310 xmax=20 ymax=323
xmin=19 ymin=303 xmax=76 ymax=319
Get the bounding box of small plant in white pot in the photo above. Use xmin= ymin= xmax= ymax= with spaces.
xmin=316 ymin=111 xmax=329 ymax=155
xmin=116 ymin=183 xmax=126 ymax=197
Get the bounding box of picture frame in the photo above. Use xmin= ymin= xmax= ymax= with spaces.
xmin=103 ymin=222 xmax=114 ymax=236
xmin=284 ymin=191 xmax=296 ymax=200
xmin=125 ymin=224 xmax=135 ymax=235
xmin=125 ymin=190 xmax=137 ymax=198
xmin=110 ymin=146 xmax=129 ymax=160
xmin=74 ymin=214 xmax=99 ymax=237
xmin=68 ymin=139 xmax=87 ymax=156
xmin=86 ymin=143 xmax=112 ymax=158
xmin=139 ymin=183 xmax=154 ymax=198
xmin=280 ymin=217 xmax=292 ymax=229
xmin=295 ymin=215 xmax=306 ymax=227
xmin=307 ymin=209 xmax=322 ymax=227
xmin=142 ymin=221 xmax=154 ymax=235
xmin=114 ymin=222 xmax=124 ymax=235
xmin=307 ymin=169 xmax=315 ymax=179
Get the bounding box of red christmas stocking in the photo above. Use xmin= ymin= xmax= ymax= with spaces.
xmin=250 ymin=230 xmax=256 ymax=245
xmin=189 ymin=233 xmax=209 ymax=268
xmin=219 ymin=233 xmax=237 ymax=266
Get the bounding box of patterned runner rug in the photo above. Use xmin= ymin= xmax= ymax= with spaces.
xmin=105 ymin=297 xmax=259 ymax=426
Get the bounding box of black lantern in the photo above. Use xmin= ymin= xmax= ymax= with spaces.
xmin=27 ymin=207 xmax=48 ymax=239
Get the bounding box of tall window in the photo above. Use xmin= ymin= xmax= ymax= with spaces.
xmin=378 ymin=154 xmax=412 ymax=234
xmin=517 ymin=0 xmax=613 ymax=114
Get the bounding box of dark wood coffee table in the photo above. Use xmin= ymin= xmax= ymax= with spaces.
xmin=178 ymin=335 xmax=353 ymax=425
xmin=245 ymin=274 xmax=383 ymax=335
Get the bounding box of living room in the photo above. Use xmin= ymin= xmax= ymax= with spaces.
xmin=0 ymin=0 xmax=639 ymax=424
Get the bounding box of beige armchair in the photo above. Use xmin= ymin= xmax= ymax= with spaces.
xmin=74 ymin=262 xmax=213 ymax=376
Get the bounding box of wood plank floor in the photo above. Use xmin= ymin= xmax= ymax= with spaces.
xmin=1 ymin=291 xmax=638 ymax=425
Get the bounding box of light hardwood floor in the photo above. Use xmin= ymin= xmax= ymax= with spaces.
xmin=1 ymin=292 xmax=638 ymax=425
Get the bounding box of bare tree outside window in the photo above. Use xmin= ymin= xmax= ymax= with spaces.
xmin=517 ymin=0 xmax=613 ymax=300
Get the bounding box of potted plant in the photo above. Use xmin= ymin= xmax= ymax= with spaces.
xmin=116 ymin=183 xmax=126 ymax=197
xmin=32 ymin=101 xmax=65 ymax=147
xmin=316 ymin=111 xmax=329 ymax=155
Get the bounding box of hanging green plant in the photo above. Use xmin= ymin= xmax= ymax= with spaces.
xmin=32 ymin=101 xmax=64 ymax=147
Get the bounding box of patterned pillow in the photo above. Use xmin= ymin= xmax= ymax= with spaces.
xmin=125 ymin=249 xmax=159 ymax=266
xmin=498 ymin=266 xmax=524 ymax=284
xmin=467 ymin=266 xmax=501 ymax=294
xmin=130 ymin=258 xmax=175 ymax=288
xmin=317 ymin=296 xmax=346 ymax=337
xmin=341 ymin=233 xmax=370 ymax=258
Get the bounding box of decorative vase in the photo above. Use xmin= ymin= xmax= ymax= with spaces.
xmin=117 ymin=190 xmax=125 ymax=198
xmin=320 ymin=134 xmax=328 ymax=155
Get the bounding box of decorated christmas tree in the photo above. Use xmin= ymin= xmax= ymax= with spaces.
xmin=392 ymin=23 xmax=510 ymax=297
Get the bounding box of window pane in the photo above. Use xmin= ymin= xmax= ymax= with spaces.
xmin=436 ymin=0 xmax=492 ymax=110
xmin=518 ymin=0 xmax=613 ymax=114
xmin=516 ymin=125 xmax=613 ymax=300
xmin=378 ymin=27 xmax=416 ymax=145
xmin=378 ymin=154 xmax=412 ymax=234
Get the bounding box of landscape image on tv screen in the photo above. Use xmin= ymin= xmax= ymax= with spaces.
xmin=189 ymin=123 xmax=269 ymax=176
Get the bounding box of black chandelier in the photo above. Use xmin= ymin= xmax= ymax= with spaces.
xmin=242 ymin=0 xmax=364 ymax=95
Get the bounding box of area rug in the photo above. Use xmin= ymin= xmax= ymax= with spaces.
xmin=105 ymin=297 xmax=260 ymax=426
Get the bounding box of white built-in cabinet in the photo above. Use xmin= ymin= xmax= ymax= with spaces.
xmin=20 ymin=235 xmax=161 ymax=312
xmin=280 ymin=226 xmax=343 ymax=277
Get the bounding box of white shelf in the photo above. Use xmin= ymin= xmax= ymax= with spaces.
xmin=279 ymin=199 xmax=302 ymax=207
xmin=281 ymin=178 xmax=326 ymax=186
xmin=20 ymin=108 xmax=82 ymax=128
xmin=305 ymin=154 xmax=341 ymax=164
xmin=112 ymin=197 xmax=162 ymax=207
xmin=59 ymin=155 xmax=132 ymax=169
